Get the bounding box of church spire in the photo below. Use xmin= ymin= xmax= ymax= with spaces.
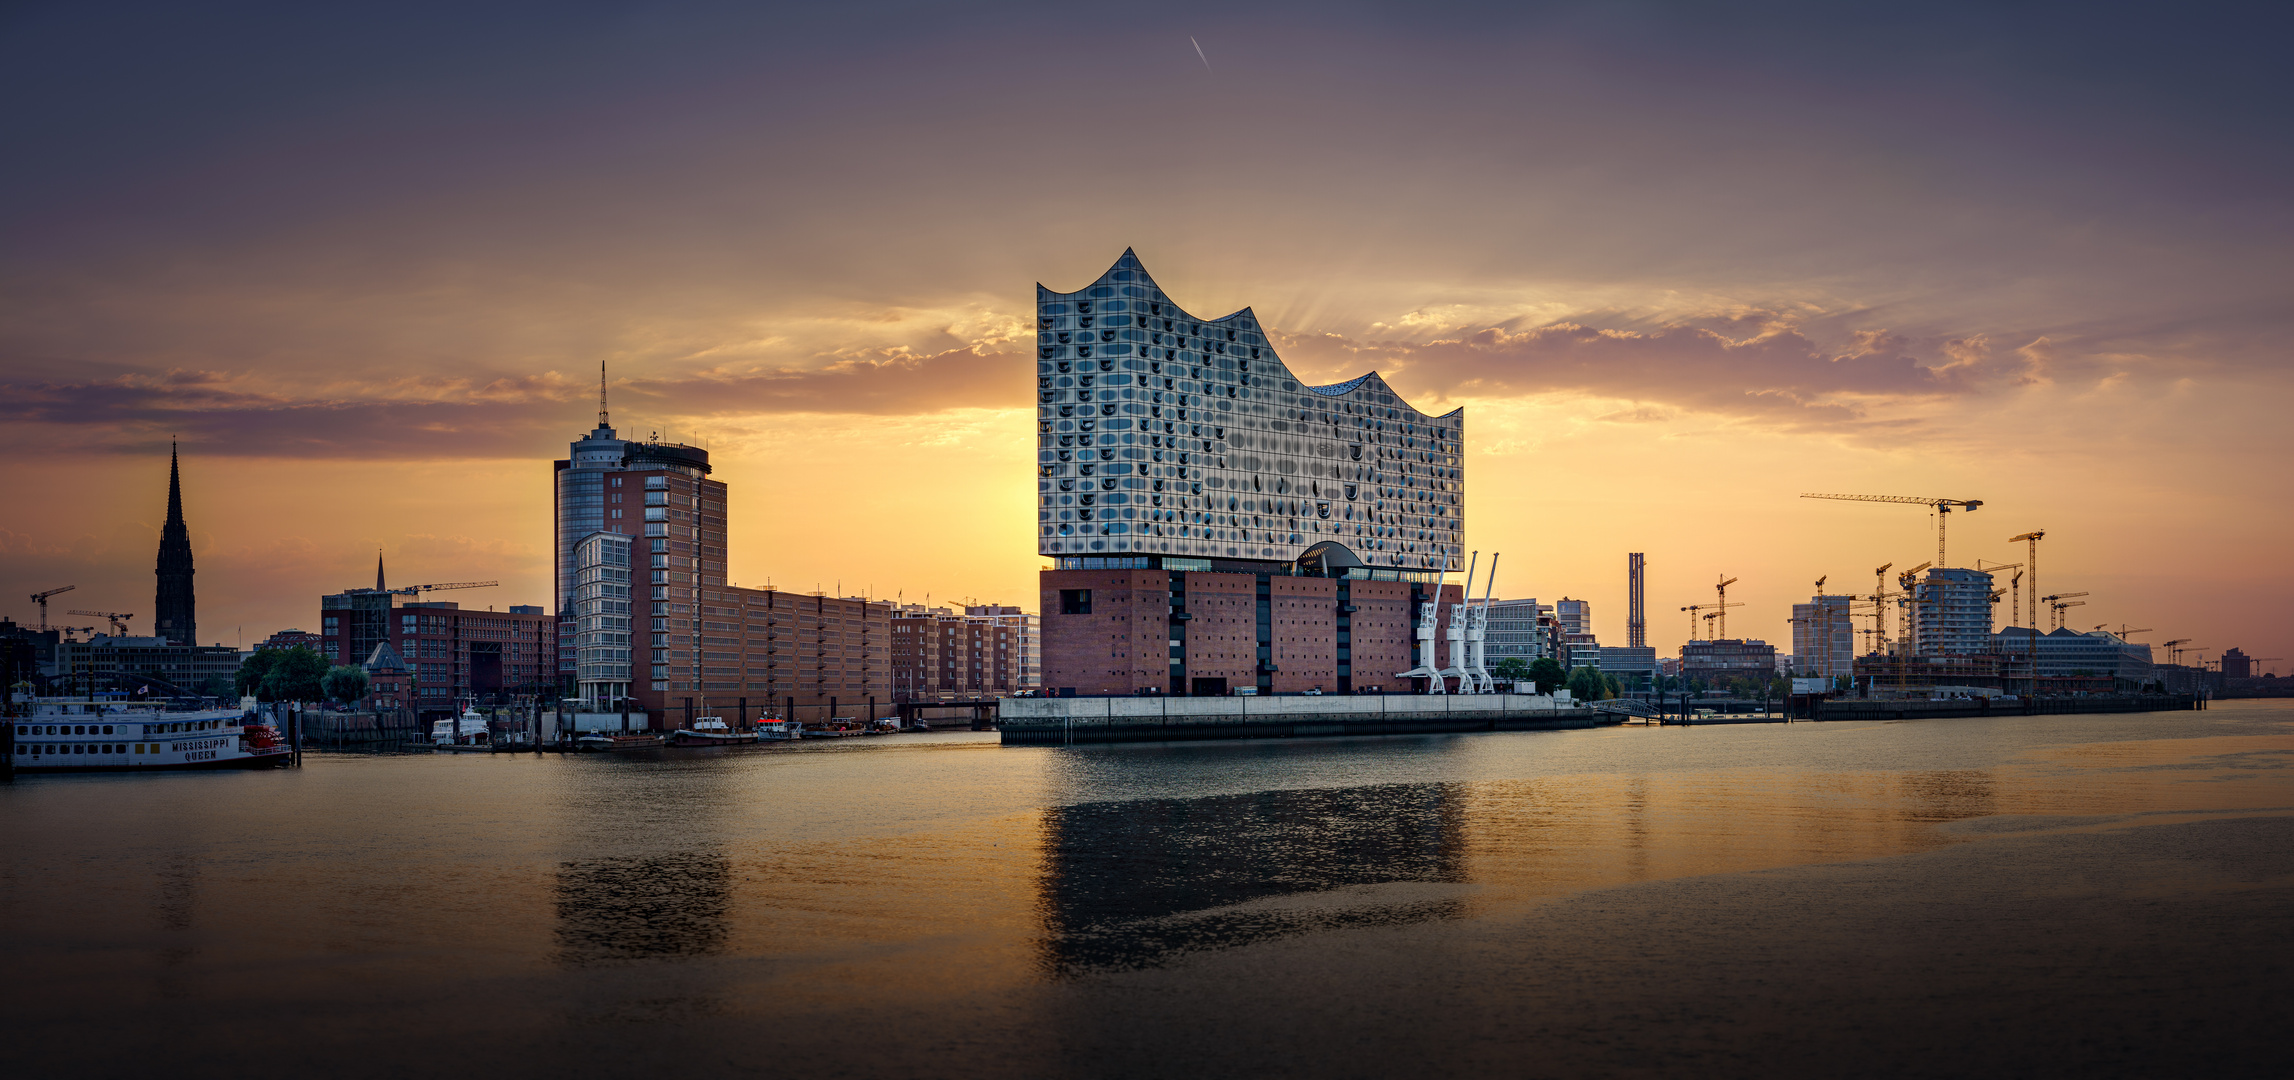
xmin=167 ymin=440 xmax=184 ymax=525
xmin=154 ymin=440 xmax=197 ymax=646
xmin=377 ymin=548 xmax=386 ymax=591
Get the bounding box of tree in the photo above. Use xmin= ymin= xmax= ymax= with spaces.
xmin=322 ymin=664 xmax=369 ymax=704
xmin=235 ymin=649 xmax=278 ymax=698
xmin=1526 ymin=657 xmax=1566 ymax=694
xmin=1567 ymin=665 xmax=1616 ymax=701
xmin=1491 ymin=657 xmax=1533 ymax=687
xmin=257 ymin=645 xmax=329 ymax=703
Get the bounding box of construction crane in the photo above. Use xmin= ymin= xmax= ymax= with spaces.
xmin=1701 ymin=610 xmax=1723 ymax=640
xmin=2049 ymin=598 xmax=2086 ymax=628
xmin=2160 ymin=638 xmax=2190 ymax=664
xmin=2008 ymin=530 xmax=2045 ymax=630
xmin=2008 ymin=570 xmax=2024 ymax=631
xmin=2095 ymin=625 xmax=2151 ymax=643
xmin=1802 ymin=493 xmax=1983 ymax=567
xmin=30 ymin=585 xmax=76 ymax=631
xmin=1681 ymin=604 xmax=1706 ymax=641
xmin=341 ymin=580 xmax=501 ymax=598
xmin=2165 ymin=641 xmax=2205 ymax=666
xmin=1867 ymin=563 xmax=1894 ymax=652
xmin=2040 ymin=591 xmax=2089 ymax=629
xmin=66 ymin=609 xmax=133 ymax=635
xmin=1714 ymin=575 xmax=1740 ymax=639
xmin=1895 ymin=562 xmax=1932 ymax=648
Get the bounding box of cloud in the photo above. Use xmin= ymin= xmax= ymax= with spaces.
xmin=1281 ymin=319 xmax=2054 ymax=430
xmin=0 ymin=344 xmax=1029 ymax=459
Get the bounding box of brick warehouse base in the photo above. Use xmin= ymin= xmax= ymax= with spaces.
xmin=999 ymin=693 xmax=1612 ymax=745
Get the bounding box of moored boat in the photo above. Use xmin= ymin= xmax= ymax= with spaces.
xmin=10 ymin=698 xmax=292 ymax=773
xmin=669 ymin=717 xmax=758 ymax=746
xmin=754 ymin=720 xmax=802 ymax=741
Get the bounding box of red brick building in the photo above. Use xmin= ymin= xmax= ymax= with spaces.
xmin=317 ymin=596 xmax=556 ymax=717
xmin=1039 ymin=562 xmax=1459 ymax=697
xmin=890 ymin=605 xmax=1030 ymax=701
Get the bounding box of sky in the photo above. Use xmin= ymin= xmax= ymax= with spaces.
xmin=2 ymin=1 xmax=2288 ymax=672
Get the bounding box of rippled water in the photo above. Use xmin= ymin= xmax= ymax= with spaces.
xmin=3 ymin=702 xmax=2288 ymax=1076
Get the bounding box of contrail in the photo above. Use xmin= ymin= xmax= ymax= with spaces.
xmin=1191 ymin=36 xmax=1210 ymax=72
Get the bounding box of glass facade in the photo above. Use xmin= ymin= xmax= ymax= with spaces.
xmin=1037 ymin=250 xmax=1464 ymax=570
xmin=573 ymin=531 xmax=633 ymax=707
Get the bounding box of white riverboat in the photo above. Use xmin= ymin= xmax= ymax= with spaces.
xmin=10 ymin=698 xmax=292 ymax=773
xmin=754 ymin=720 xmax=801 ymax=741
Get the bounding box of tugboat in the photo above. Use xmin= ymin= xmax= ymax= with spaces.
xmin=754 ymin=719 xmax=802 ymax=741
xmin=669 ymin=717 xmax=758 ymax=746
xmin=11 ymin=698 xmax=292 ymax=772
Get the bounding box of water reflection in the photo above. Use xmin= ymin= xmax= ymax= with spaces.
xmin=1035 ymin=782 xmax=1468 ymax=974
xmin=1902 ymin=769 xmax=1999 ymax=823
xmin=553 ymin=851 xmax=734 ymax=966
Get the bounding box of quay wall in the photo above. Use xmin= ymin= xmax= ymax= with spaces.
xmin=1813 ymin=694 xmax=2203 ymax=723
xmin=1000 ymin=693 xmax=1613 ymax=745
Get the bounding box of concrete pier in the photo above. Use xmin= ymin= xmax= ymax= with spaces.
xmin=1000 ymin=693 xmax=1613 ymax=745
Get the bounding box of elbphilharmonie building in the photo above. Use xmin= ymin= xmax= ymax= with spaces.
xmin=1037 ymin=251 xmax=1469 ymax=697
xmin=1038 ymin=249 xmax=1463 ymax=572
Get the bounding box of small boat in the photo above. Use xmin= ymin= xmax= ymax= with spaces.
xmin=574 ymin=732 xmax=666 ymax=752
xmin=802 ymin=718 xmax=864 ymax=739
xmin=754 ymin=720 xmax=802 ymax=741
xmin=431 ymin=707 xmax=490 ymax=746
xmin=669 ymin=717 xmax=758 ymax=746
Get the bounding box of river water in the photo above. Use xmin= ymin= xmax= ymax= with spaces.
xmin=5 ymin=702 xmax=2290 ymax=1078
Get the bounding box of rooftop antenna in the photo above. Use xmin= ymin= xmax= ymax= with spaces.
xmin=599 ymin=360 xmax=610 ymax=428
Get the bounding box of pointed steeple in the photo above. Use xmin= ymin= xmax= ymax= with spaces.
xmin=377 ymin=548 xmax=386 ymax=591
xmin=154 ymin=440 xmax=197 ymax=646
xmin=167 ymin=441 xmax=184 ymax=525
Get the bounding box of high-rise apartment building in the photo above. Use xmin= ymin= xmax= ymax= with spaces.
xmin=1911 ymin=568 xmax=1996 ymax=656
xmin=1791 ymin=594 xmax=1857 ymax=679
xmin=551 ymin=383 xmax=893 ymax=725
xmin=1036 ymin=251 xmax=1465 ymax=696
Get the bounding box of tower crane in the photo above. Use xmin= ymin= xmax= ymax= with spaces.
xmin=2008 ymin=530 xmax=2046 ymax=630
xmin=1681 ymin=604 xmax=1705 ymax=641
xmin=2049 ymin=598 xmax=2086 ymax=628
xmin=1802 ymin=493 xmax=1983 ymax=567
xmin=66 ymin=610 xmax=133 ymax=635
xmin=2008 ymin=570 xmax=2024 ymax=632
xmin=30 ymin=585 xmax=75 ymax=631
xmin=1896 ymin=562 xmax=1932 ymax=649
xmin=2160 ymin=638 xmax=2190 ymax=665
xmin=1867 ymin=563 xmax=1894 ymax=652
xmin=2096 ymin=625 xmax=2151 ymax=643
xmin=1701 ymin=610 xmax=1723 ymax=639
xmin=373 ymin=580 xmax=499 ymax=598
xmin=2040 ymin=591 xmax=2089 ymax=630
xmin=1700 ymin=603 xmax=1744 ymax=640
xmin=1714 ymin=575 xmax=1739 ymax=639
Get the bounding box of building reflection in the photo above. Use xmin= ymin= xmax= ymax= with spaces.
xmin=1034 ymin=782 xmax=1468 ymax=975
